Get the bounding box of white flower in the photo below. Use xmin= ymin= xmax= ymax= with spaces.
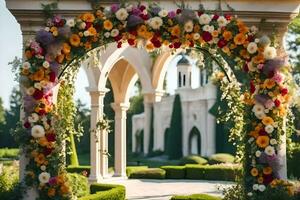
xmin=42 ymin=61 xmax=50 ymax=68
xmin=34 ymin=82 xmax=42 ymax=90
xmin=110 ymin=29 xmax=119 ymax=37
xmin=203 ymin=24 xmax=210 ymax=32
xmin=265 ymin=125 xmax=274 ymax=133
xmin=142 ymin=9 xmax=148 ymax=15
xmin=253 ymin=184 xmax=259 ymax=191
xmin=158 ymin=9 xmax=168 ymax=17
xmin=78 ymin=22 xmax=86 ymax=30
xmin=115 ymin=8 xmax=129 ymax=21
xmin=208 ymin=25 xmax=214 ymax=33
xmin=270 ymin=139 xmax=277 ymax=145
xmin=199 ymin=14 xmax=211 ymax=25
xmin=193 ymin=33 xmax=200 ymax=40
xmin=40 ymin=165 xmax=46 ymax=171
xmin=104 ymin=32 xmax=111 ymax=38
xmin=22 ymin=62 xmax=31 ymax=69
xmin=255 ymin=151 xmax=261 ymax=157
xmin=248 ymin=137 xmax=254 ymax=143
xmin=247 ymin=42 xmax=258 ymax=54
xmin=31 ymin=125 xmax=45 ymax=138
xmin=84 ymin=31 xmax=90 ymax=37
xmin=263 ymin=46 xmax=277 ymax=60
xmin=248 ymin=62 xmax=256 ymax=72
xmin=217 ymin=16 xmax=228 ymax=27
xmin=252 ymin=103 xmax=265 ymax=114
xmin=26 ymin=87 xmax=35 ymax=96
xmin=184 ymin=20 xmax=194 ymax=33
xmin=38 ymin=172 xmax=50 ymax=184
xmin=250 ymin=26 xmax=259 ymax=34
xmin=255 ymin=38 xmax=260 ymax=43
xmin=255 ymin=112 xmax=266 ymax=119
xmin=126 ymin=5 xmax=133 ymax=12
xmin=265 ymin=146 xmax=275 ymax=156
xmin=44 ymin=27 xmax=50 ymax=32
xmin=40 ymin=80 xmax=48 ymax=88
xmin=149 ymin=17 xmax=163 ymax=30
xmin=247 ymin=192 xmax=253 ymax=197
xmin=67 ymin=19 xmax=75 ymax=27
xmin=258 ymin=185 xmax=266 ymax=192
xmin=28 ymin=113 xmax=39 ymax=123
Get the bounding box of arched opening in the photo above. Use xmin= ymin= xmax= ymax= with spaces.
xmin=188 ymin=127 xmax=201 ymax=155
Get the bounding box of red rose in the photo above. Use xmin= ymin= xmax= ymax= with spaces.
xmin=33 ymin=90 xmax=44 ymax=100
xmin=263 ymin=174 xmax=273 ymax=184
xmin=24 ymin=121 xmax=31 ymax=129
xmin=217 ymin=38 xmax=227 ymax=48
xmin=250 ymin=80 xmax=255 ymax=94
xmin=202 ymin=31 xmax=212 ymax=42
xmin=129 ymin=30 xmax=137 ymax=36
xmin=85 ymin=22 xmax=92 ymax=29
xmin=46 ymin=133 xmax=56 ymax=142
xmin=169 ymin=44 xmax=174 ymax=48
xmin=114 ymin=35 xmax=122 ymax=42
xmin=280 ymin=88 xmax=288 ymax=96
xmin=139 ymin=14 xmax=149 ymax=20
xmin=176 ymin=9 xmax=182 ymax=14
xmin=197 ymin=11 xmax=203 ymax=16
xmin=39 ymin=110 xmax=46 ymax=115
xmin=274 ymin=99 xmax=281 ymax=107
xmin=259 ymin=129 xmax=267 ymax=136
xmin=49 ymin=72 xmax=56 ymax=83
xmin=173 ymin=42 xmax=181 ymax=49
xmin=128 ymin=39 xmax=135 ymax=46
xmin=212 ymin=14 xmax=219 ymax=20
xmin=139 ymin=5 xmax=146 ymax=11
xmin=224 ymin=14 xmax=232 ymax=20
xmin=117 ymin=42 xmax=122 ymax=48
xmin=189 ymin=41 xmax=194 ymax=47
xmin=44 ymin=147 xmax=54 ymax=156
xmin=243 ymin=63 xmax=249 ymax=72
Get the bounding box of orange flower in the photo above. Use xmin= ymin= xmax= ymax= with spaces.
xmin=256 ymin=135 xmax=270 ymax=148
xmin=263 ymin=167 xmax=273 ymax=175
xmin=239 ymin=25 xmax=249 ymax=34
xmin=234 ymin=33 xmax=246 ymax=45
xmin=82 ymin=12 xmax=95 ymax=22
xmin=34 ymin=153 xmax=46 ymax=165
xmin=240 ymin=49 xmax=250 ymax=60
xmin=251 ymin=168 xmax=259 ymax=177
xmin=223 ymin=31 xmax=232 ymax=41
xmin=262 ymin=116 xmax=274 ymax=126
xmin=84 ymin=42 xmax=92 ymax=50
xmin=57 ymin=175 xmax=65 ymax=184
xmin=264 ymin=79 xmax=275 ymax=89
xmin=39 ymin=137 xmax=48 ymax=147
xmin=30 ymin=69 xmax=45 ymax=81
xmin=212 ymin=30 xmax=219 ymax=37
xmin=253 ymin=54 xmax=265 ymax=64
xmin=137 ymin=25 xmax=147 ymax=37
xmin=87 ymin=26 xmax=97 ymax=36
xmin=62 ymin=43 xmax=71 ymax=54
xmin=249 ymin=130 xmax=259 ymax=138
xmin=25 ymin=50 xmax=33 ymax=59
xmin=257 ymin=176 xmax=264 ymax=184
xmin=56 ymin=54 xmax=65 ymax=64
xmin=48 ymin=188 xmax=56 ymax=197
xmin=103 ymin=20 xmax=113 ymax=31
xmin=22 ymin=68 xmax=30 ymax=76
xmin=194 ymin=25 xmax=200 ymax=32
xmin=69 ymin=34 xmax=81 ymax=47
xmin=171 ymin=25 xmax=181 ymax=37
xmin=146 ymin=43 xmax=154 ymax=51
xmin=60 ymin=184 xmax=70 ymax=194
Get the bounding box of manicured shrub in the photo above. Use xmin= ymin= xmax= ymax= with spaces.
xmin=288 ymin=145 xmax=300 ymax=178
xmin=67 ymin=173 xmax=89 ymax=198
xmin=129 ymin=168 xmax=166 ymax=179
xmin=179 ymin=155 xmax=208 ymax=165
xmin=126 ymin=166 xmax=148 ymax=177
xmin=0 ymin=165 xmax=22 ymax=200
xmin=161 ymin=166 xmax=186 ymax=179
xmin=208 ymin=153 xmax=235 ymax=164
xmin=0 ymin=148 xmax=19 ymax=159
xmin=79 ymin=184 xmax=125 ymax=200
xmin=67 ymin=165 xmax=91 ymax=176
xmin=185 ymin=164 xmax=241 ymax=181
xmin=170 ymin=193 xmax=222 ymax=200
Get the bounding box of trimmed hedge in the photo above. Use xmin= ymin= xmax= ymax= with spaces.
xmin=185 ymin=164 xmax=241 ymax=181
xmin=67 ymin=173 xmax=89 ymax=198
xmin=170 ymin=194 xmax=221 ymax=200
xmin=208 ymin=153 xmax=235 ymax=164
xmin=288 ymin=145 xmax=300 ymax=178
xmin=161 ymin=166 xmax=185 ymax=179
xmin=0 ymin=148 xmax=19 ymax=160
xmin=179 ymin=155 xmax=208 ymax=165
xmin=126 ymin=166 xmax=148 ymax=177
xmin=79 ymin=184 xmax=125 ymax=200
xmin=129 ymin=168 xmax=166 ymax=179
xmin=67 ymin=165 xmax=91 ymax=176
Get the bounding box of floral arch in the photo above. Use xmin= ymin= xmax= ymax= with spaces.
xmin=18 ymin=2 xmax=294 ymax=200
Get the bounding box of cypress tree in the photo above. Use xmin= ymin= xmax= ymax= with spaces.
xmin=166 ymin=94 xmax=183 ymax=159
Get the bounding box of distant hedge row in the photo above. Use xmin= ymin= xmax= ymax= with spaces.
xmin=79 ymin=184 xmax=125 ymax=200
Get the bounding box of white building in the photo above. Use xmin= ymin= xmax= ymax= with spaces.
xmin=132 ymin=56 xmax=217 ymax=157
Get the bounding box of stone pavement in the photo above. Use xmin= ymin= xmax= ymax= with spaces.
xmin=101 ymin=179 xmax=234 ymax=200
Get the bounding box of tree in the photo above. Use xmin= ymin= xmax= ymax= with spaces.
xmin=166 ymin=94 xmax=183 ymax=159
xmin=0 ymin=97 xmax=5 ymax=124
xmin=288 ymin=14 xmax=300 ymax=72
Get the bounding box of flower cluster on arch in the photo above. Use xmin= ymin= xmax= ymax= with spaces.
xmin=19 ymin=2 xmax=294 ymax=199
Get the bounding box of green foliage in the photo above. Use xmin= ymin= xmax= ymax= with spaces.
xmin=288 ymin=13 xmax=300 ymax=73
xmin=185 ymin=164 xmax=241 ymax=181
xmin=179 ymin=155 xmax=208 ymax=165
xmin=170 ymin=193 xmax=221 ymax=200
xmin=0 ymin=148 xmax=19 ymax=159
xmin=0 ymin=97 xmax=5 ymax=124
xmin=160 ymin=166 xmax=186 ymax=179
xmin=0 ymin=164 xmax=23 ymax=200
xmin=79 ymin=184 xmax=126 ymax=200
xmin=67 ymin=173 xmax=89 ymax=198
xmin=166 ymin=94 xmax=183 ymax=159
xmin=126 ymin=166 xmax=148 ymax=177
xmin=66 ymin=165 xmax=91 ymax=176
xmin=208 ymin=153 xmax=235 ymax=164
xmin=128 ymin=168 xmax=166 ymax=179
xmin=147 ymin=149 xmax=164 ymax=158
xmin=222 ymin=184 xmax=246 ymax=200
xmin=288 ymin=144 xmax=300 ymax=178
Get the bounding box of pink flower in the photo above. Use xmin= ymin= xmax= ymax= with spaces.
xmin=272 ymin=72 xmax=284 ymax=84
xmin=257 ymin=64 xmax=264 ymax=70
xmin=264 ymin=99 xmax=275 ymax=109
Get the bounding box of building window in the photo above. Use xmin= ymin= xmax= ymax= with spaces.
xmin=178 ymin=72 xmax=181 ymax=87
xmin=183 ymin=74 xmax=186 ymax=86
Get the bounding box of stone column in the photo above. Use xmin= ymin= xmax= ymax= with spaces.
xmin=88 ymin=89 xmax=108 ymax=182
xmin=111 ymin=102 xmax=129 ymax=177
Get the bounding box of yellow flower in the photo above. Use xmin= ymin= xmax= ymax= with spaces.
xmin=146 ymin=43 xmax=154 ymax=51
xmin=62 ymin=43 xmax=71 ymax=54
xmin=39 ymin=137 xmax=48 ymax=147
xmin=69 ymin=34 xmax=81 ymax=47
xmin=30 ymin=69 xmax=45 ymax=81
xmin=223 ymin=31 xmax=232 ymax=41
xmin=251 ymin=168 xmax=259 ymax=177
xmin=263 ymin=166 xmax=273 ymax=175
xmin=257 ymin=176 xmax=264 ymax=184
xmin=82 ymin=12 xmax=95 ymax=22
xmin=48 ymin=188 xmax=56 ymax=197
xmin=171 ymin=25 xmax=181 ymax=37
xmin=264 ymin=79 xmax=276 ymax=89
xmin=87 ymin=26 xmax=97 ymax=36
xmin=256 ymin=135 xmax=270 ymax=148
xmin=212 ymin=30 xmax=219 ymax=38
xmin=103 ymin=20 xmax=113 ymax=31
xmin=137 ymin=25 xmax=148 ymax=38
xmin=34 ymin=153 xmax=46 ymax=165
xmin=262 ymin=116 xmax=274 ymax=126
xmin=234 ymin=33 xmax=246 ymax=45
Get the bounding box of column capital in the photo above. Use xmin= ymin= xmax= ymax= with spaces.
xmin=143 ymin=90 xmax=165 ymax=104
xmin=86 ymin=87 xmax=110 ymax=96
xmin=111 ymin=102 xmax=130 ymax=112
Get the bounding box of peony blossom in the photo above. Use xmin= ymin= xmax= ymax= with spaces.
xmin=217 ymin=16 xmax=228 ymax=27
xmin=110 ymin=29 xmax=119 ymax=37
xmin=116 ymin=8 xmax=129 ymax=21
xmin=265 ymin=145 xmax=275 ymax=156
xmin=199 ymin=14 xmax=211 ymax=25
xmin=28 ymin=113 xmax=39 ymax=123
xmin=247 ymin=42 xmax=258 ymax=54
xmin=22 ymin=62 xmax=31 ymax=69
xmin=66 ymin=19 xmax=75 ymax=27
xmin=149 ymin=17 xmax=163 ymax=30
xmin=38 ymin=172 xmax=50 ymax=184
xmin=31 ymin=125 xmax=45 ymax=138
xmin=158 ymin=9 xmax=168 ymax=17
xmin=265 ymin=125 xmax=274 ymax=133
xmin=263 ymin=46 xmax=277 ymax=60
xmin=184 ymin=20 xmax=194 ymax=33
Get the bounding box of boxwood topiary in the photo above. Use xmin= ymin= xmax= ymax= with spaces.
xmin=79 ymin=184 xmax=126 ymax=200
xmin=161 ymin=166 xmax=186 ymax=179
xmin=129 ymin=168 xmax=166 ymax=179
xmin=179 ymin=155 xmax=208 ymax=165
xmin=208 ymin=153 xmax=235 ymax=164
xmin=170 ymin=193 xmax=222 ymax=200
xmin=67 ymin=173 xmax=89 ymax=198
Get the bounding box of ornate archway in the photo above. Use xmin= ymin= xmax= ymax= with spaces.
xmin=188 ymin=127 xmax=201 ymax=155
xmin=9 ymin=1 xmax=299 ymax=199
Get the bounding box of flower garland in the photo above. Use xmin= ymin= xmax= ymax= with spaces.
xmin=18 ymin=2 xmax=294 ymax=199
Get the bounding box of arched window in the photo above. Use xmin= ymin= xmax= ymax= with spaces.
xmin=188 ymin=127 xmax=201 ymax=155
xmin=178 ymin=72 xmax=182 ymax=87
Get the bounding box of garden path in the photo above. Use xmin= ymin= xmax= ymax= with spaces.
xmin=101 ymin=179 xmax=234 ymax=200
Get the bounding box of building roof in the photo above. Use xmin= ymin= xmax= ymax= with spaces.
xmin=177 ymin=55 xmax=190 ymax=65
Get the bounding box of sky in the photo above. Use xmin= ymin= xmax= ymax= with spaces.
xmin=0 ymin=0 xmax=201 ymax=109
